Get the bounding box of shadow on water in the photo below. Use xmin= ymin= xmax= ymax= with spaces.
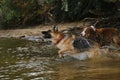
xmin=0 ymin=38 xmax=120 ymax=80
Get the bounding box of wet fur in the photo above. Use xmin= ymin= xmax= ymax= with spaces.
xmin=42 ymin=26 xmax=75 ymax=58
xmin=81 ymin=26 xmax=120 ymax=47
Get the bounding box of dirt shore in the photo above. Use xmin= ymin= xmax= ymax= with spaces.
xmin=0 ymin=21 xmax=85 ymax=38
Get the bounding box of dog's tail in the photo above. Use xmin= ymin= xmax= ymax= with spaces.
xmin=113 ymin=35 xmax=120 ymax=46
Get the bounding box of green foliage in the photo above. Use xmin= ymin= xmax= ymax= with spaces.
xmin=51 ymin=0 xmax=118 ymax=22
xmin=0 ymin=0 xmax=45 ymax=29
xmin=52 ymin=0 xmax=96 ymax=21
xmin=0 ymin=0 xmax=119 ymax=29
xmin=0 ymin=0 xmax=20 ymax=28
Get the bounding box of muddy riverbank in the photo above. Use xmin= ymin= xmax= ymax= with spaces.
xmin=0 ymin=21 xmax=85 ymax=38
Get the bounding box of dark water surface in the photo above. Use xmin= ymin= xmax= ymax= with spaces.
xmin=0 ymin=38 xmax=120 ymax=80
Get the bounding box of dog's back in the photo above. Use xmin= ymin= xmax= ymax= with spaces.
xmin=96 ymin=28 xmax=120 ymax=46
xmin=73 ymin=37 xmax=94 ymax=50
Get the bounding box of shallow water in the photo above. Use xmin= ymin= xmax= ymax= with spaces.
xmin=0 ymin=38 xmax=120 ymax=80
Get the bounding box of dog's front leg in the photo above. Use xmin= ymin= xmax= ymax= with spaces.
xmin=58 ymin=50 xmax=63 ymax=58
xmin=58 ymin=49 xmax=73 ymax=58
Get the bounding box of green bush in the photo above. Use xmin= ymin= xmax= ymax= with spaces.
xmin=0 ymin=0 xmax=119 ymax=29
xmin=52 ymin=0 xmax=118 ymax=22
xmin=0 ymin=0 xmax=47 ymax=29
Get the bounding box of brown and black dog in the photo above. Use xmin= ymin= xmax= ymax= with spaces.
xmin=81 ymin=26 xmax=120 ymax=47
xmin=42 ymin=26 xmax=95 ymax=58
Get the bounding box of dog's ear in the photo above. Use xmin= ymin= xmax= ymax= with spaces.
xmin=53 ymin=25 xmax=58 ymax=32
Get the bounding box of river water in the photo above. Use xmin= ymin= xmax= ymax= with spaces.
xmin=0 ymin=38 xmax=120 ymax=80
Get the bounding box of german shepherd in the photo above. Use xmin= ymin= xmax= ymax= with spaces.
xmin=42 ymin=26 xmax=96 ymax=58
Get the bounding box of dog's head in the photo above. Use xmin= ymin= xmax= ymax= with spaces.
xmin=42 ymin=25 xmax=64 ymax=39
xmin=81 ymin=26 xmax=96 ymax=38
xmin=42 ymin=30 xmax=52 ymax=39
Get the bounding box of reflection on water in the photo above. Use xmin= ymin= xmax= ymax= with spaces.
xmin=0 ymin=38 xmax=120 ymax=80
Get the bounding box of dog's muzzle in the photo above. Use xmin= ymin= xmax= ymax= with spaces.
xmin=41 ymin=30 xmax=52 ymax=39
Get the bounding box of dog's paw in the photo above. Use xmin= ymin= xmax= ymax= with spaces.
xmin=59 ymin=54 xmax=63 ymax=58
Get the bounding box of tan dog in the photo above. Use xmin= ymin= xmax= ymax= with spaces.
xmin=81 ymin=26 xmax=120 ymax=47
xmin=42 ymin=26 xmax=95 ymax=58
